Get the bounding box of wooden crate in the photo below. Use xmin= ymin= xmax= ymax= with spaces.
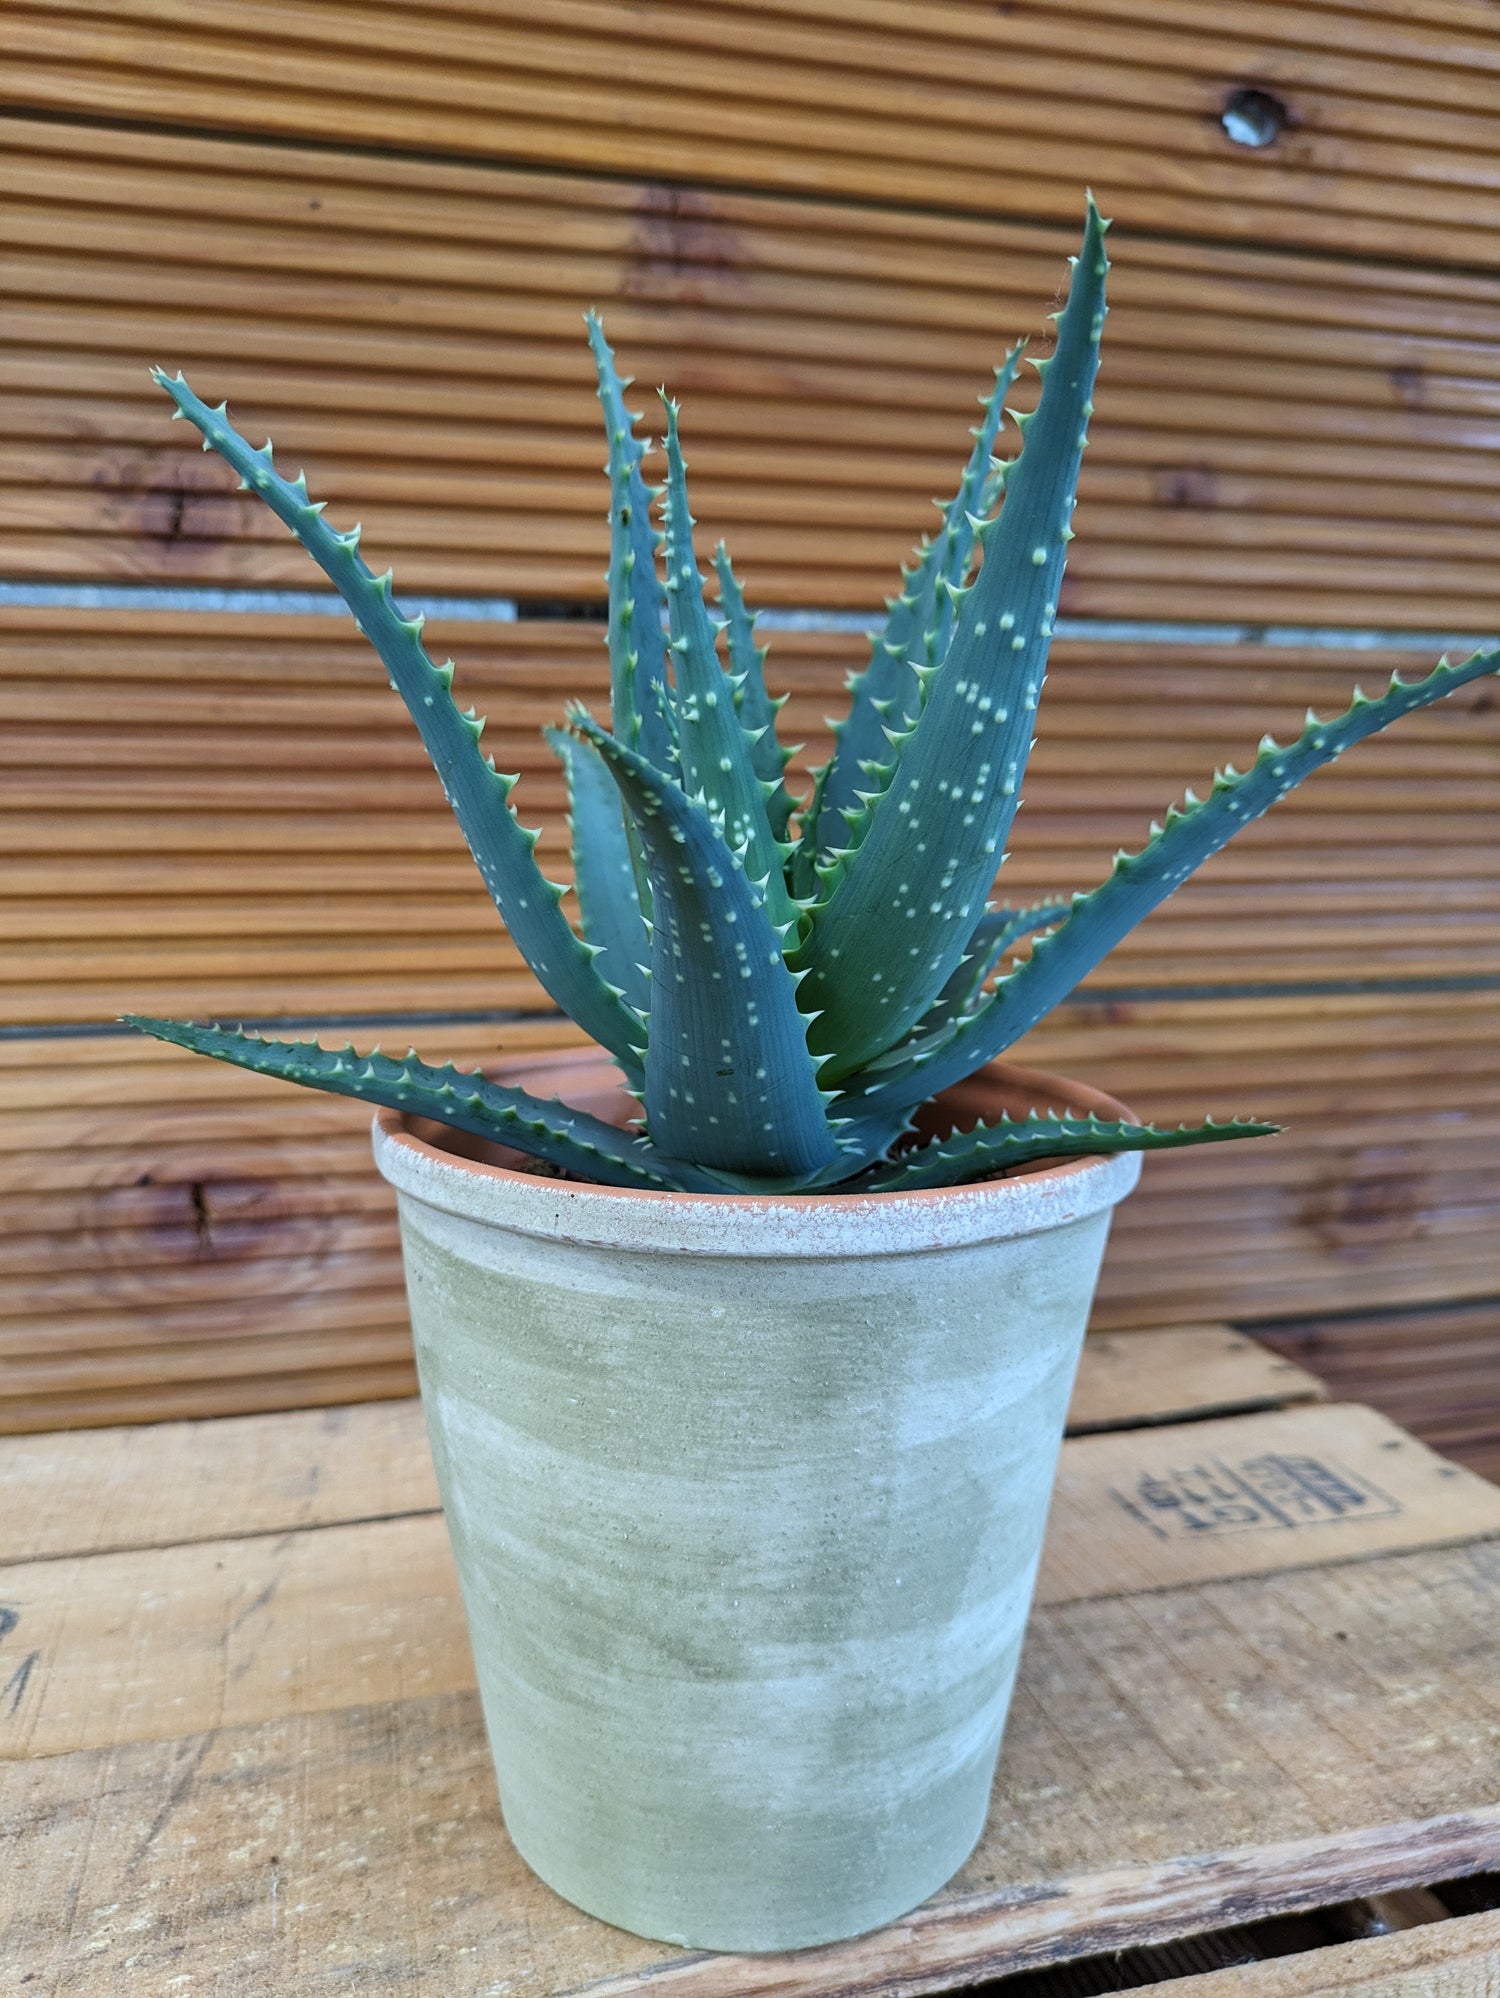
xmin=4 ymin=1329 xmax=1498 ymax=1994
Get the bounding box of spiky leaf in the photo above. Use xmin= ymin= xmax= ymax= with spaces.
xmin=714 ymin=544 xmax=797 ymax=842
xmin=857 ymin=1111 xmax=1278 ymax=1192
xmin=657 ymin=398 xmax=797 ymax=932
xmin=923 ymin=899 xmax=1072 ymax=1030
xmin=585 ymin=313 xmax=674 ymax=774
xmin=795 ymin=202 xmax=1111 ymax=1078
xmin=151 ymin=369 xmax=645 ymax=1077
xmin=544 ymin=726 xmax=651 ymax=1015
xmin=788 ymin=756 xmax=834 ymax=901
xmin=123 ymin=1016 xmax=729 ymax=1190
xmin=849 ymin=645 xmax=1500 ymax=1124
xmin=570 ymin=712 xmax=839 ymax=1179
xmin=817 ymin=345 xmax=1022 ymax=853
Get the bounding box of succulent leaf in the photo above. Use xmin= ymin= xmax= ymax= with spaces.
xmin=788 ymin=756 xmax=834 ymax=901
xmin=657 ymin=399 xmax=797 ymax=933
xmin=848 ymin=644 xmax=1500 ymax=1124
xmin=151 ymin=369 xmax=646 ymax=1079
xmin=816 ymin=344 xmax=1022 ymax=854
xmin=856 ymin=1111 xmax=1279 ymax=1193
xmin=922 ymin=456 xmax=1012 ymax=675
xmin=714 ymin=543 xmax=797 ymax=842
xmin=544 ymin=725 xmax=651 ymax=1015
xmin=569 ymin=712 xmax=839 ymax=1179
xmin=795 ymin=202 xmax=1110 ymax=1079
xmin=585 ymin=313 xmax=674 ymax=775
xmin=923 ymin=899 xmax=1073 ymax=1030
xmin=123 ymin=1015 xmax=725 ymax=1190
xmin=841 ymin=903 xmax=1070 ymax=1108
xmin=138 ymin=223 xmax=1500 ymax=1197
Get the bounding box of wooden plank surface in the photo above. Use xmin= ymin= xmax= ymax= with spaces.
xmin=1066 ymin=1327 xmax=1326 ymax=1433
xmin=6 ymin=116 xmax=1500 ymax=618
xmin=1036 ymin=1403 xmax=1500 ymax=1602
xmin=5 ymin=1541 xmax=1497 ymax=1993
xmin=1157 ymin=1909 xmax=1500 ymax=1998
xmin=5 ymin=605 xmax=1496 ymax=1425
xmin=8 ymin=0 xmax=1500 ymax=267
xmin=5 ymin=6 xmax=1499 ymax=1434
xmin=6 ymin=1402 xmax=1497 ymax=1762
xmin=0 ymin=1396 xmax=437 ymax=1563
xmin=1260 ymin=1303 xmax=1500 ymax=1489
xmin=0 ymin=1327 xmax=1326 ymax=1566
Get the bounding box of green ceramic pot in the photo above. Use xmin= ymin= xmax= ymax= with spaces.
xmin=373 ymin=1048 xmax=1138 ymax=1953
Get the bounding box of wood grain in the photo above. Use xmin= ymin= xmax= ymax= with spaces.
xmin=1037 ymin=1403 xmax=1500 ymax=1603
xmin=5 ymin=1541 xmax=1498 ymax=1993
xmin=1156 ymin=1909 xmax=1500 ymax=1998
xmin=6 ymin=114 xmax=1500 ymax=617
xmin=7 ymin=0 xmax=1500 ymax=1434
xmin=4 ymin=611 xmax=1495 ymax=1023
xmin=1260 ymin=1302 xmax=1500 ymax=1488
xmin=1065 ymin=1327 xmax=1326 ymax=1434
xmin=9 ymin=0 xmax=1500 ymax=265
xmin=5 ymin=1402 xmax=1497 ymax=1762
xmin=592 ymin=1820 xmax=1500 ymax=1998
xmin=0 ymin=1327 xmax=1324 ymax=1565
xmin=4 ymin=984 xmax=1500 ymax=1431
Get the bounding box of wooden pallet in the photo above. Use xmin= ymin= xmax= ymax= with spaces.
xmin=5 ymin=1327 xmax=1498 ymax=1995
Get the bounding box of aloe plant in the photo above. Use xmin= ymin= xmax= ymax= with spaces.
xmin=129 ymin=202 xmax=1500 ymax=1193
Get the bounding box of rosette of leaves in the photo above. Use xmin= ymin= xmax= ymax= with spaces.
xmin=130 ymin=203 xmax=1499 ymax=1194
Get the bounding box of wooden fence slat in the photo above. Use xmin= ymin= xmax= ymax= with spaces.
xmin=2 ymin=614 xmax=1495 ymax=1024
xmin=6 ymin=6 xmax=1500 ymax=1427
xmin=5 ymin=115 xmax=1500 ymax=616
xmin=9 ymin=0 xmax=1500 ymax=265
xmin=1261 ymin=1301 xmax=1500 ymax=1488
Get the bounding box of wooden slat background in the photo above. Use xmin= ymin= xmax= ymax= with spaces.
xmin=2 ymin=1 xmax=1497 ymax=1454
xmin=7 ymin=113 xmax=1500 ymax=622
xmin=5 ymin=991 xmax=1496 ymax=1435
xmin=5 ymin=612 xmax=1498 ymax=1022
xmin=9 ymin=0 xmax=1500 ymax=265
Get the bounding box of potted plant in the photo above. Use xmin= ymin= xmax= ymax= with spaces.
xmin=129 ymin=201 xmax=1498 ymax=1953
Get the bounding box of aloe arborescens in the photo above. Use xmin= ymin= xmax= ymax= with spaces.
xmin=130 ymin=202 xmax=1500 ymax=1192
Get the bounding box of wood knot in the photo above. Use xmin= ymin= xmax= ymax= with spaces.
xmin=1152 ymin=465 xmax=1219 ymax=509
xmin=625 ymin=186 xmax=748 ymax=301
xmin=1305 ymin=1146 xmax=1428 ymax=1258
xmin=1220 ymin=86 xmax=1289 ymax=148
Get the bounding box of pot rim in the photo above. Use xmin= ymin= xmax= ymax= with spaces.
xmin=371 ymin=1049 xmax=1142 ymax=1258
